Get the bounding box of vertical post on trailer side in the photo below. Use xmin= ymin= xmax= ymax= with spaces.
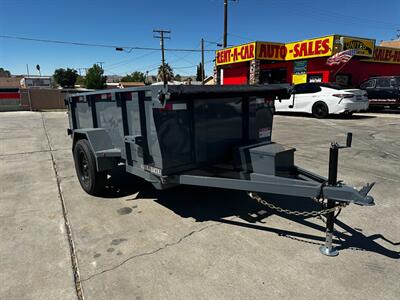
xmin=319 ymin=145 xmax=339 ymax=257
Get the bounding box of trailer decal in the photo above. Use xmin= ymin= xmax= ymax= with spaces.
xmin=258 ymin=128 xmax=271 ymax=138
xmin=141 ymin=164 xmax=162 ymax=176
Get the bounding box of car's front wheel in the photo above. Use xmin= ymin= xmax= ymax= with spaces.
xmin=312 ymin=101 xmax=329 ymax=118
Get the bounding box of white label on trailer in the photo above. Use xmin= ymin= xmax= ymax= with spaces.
xmin=259 ymin=128 xmax=271 ymax=138
xmin=172 ymin=103 xmax=187 ymax=110
xmin=141 ymin=164 xmax=162 ymax=176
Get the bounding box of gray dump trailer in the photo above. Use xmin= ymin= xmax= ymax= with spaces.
xmin=66 ymin=84 xmax=375 ymax=256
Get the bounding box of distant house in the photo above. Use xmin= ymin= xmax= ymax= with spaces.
xmin=380 ymin=40 xmax=400 ymax=48
xmin=0 ymin=77 xmax=22 ymax=88
xmin=204 ymin=76 xmax=215 ymax=85
xmin=105 ymin=82 xmax=120 ymax=89
xmin=118 ymin=82 xmax=145 ymax=88
xmin=20 ymin=76 xmax=52 ymax=88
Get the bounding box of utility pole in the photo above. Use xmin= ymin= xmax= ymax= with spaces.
xmin=201 ymin=38 xmax=205 ymax=84
xmin=96 ymin=61 xmax=105 ymax=69
xmin=153 ymin=29 xmax=171 ymax=85
xmin=223 ymin=0 xmax=236 ymax=48
xmin=223 ymin=0 xmax=228 ymax=48
xmin=25 ymin=64 xmax=32 ymax=111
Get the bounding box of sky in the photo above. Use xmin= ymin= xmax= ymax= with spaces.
xmin=0 ymin=0 xmax=399 ymax=77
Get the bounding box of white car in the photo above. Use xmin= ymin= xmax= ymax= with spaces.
xmin=275 ymin=83 xmax=369 ymax=118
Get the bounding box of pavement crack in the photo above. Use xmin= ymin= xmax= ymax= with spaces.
xmin=40 ymin=113 xmax=85 ymax=300
xmin=81 ymin=222 xmax=220 ymax=282
xmin=0 ymin=148 xmax=70 ymax=158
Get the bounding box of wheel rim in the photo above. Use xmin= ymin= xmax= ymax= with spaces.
xmin=78 ymin=150 xmax=90 ymax=184
xmin=315 ymin=104 xmax=327 ymax=117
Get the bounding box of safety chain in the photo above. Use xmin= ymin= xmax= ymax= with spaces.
xmin=247 ymin=192 xmax=348 ymax=217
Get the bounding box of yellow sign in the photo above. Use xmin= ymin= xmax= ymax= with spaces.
xmin=256 ymin=42 xmax=286 ymax=61
xmin=341 ymin=36 xmax=374 ymax=57
xmin=292 ymin=74 xmax=307 ymax=85
xmin=362 ymin=46 xmax=400 ymax=64
xmin=285 ymin=36 xmax=334 ymax=60
xmin=216 ymin=43 xmax=256 ymax=66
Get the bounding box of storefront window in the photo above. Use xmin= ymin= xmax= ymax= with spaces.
xmin=260 ymin=68 xmax=287 ymax=84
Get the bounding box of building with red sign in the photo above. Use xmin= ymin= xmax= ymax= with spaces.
xmin=214 ymin=35 xmax=400 ymax=87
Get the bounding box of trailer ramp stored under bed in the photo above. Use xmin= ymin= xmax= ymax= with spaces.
xmin=66 ymin=84 xmax=375 ymax=256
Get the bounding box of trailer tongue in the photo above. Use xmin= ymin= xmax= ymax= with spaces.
xmin=66 ymin=84 xmax=374 ymax=256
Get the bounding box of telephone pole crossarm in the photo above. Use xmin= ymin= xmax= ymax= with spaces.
xmin=153 ymin=29 xmax=171 ymax=85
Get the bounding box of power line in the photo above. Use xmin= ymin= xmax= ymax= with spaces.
xmin=103 ymin=50 xmax=159 ymax=71
xmin=0 ymin=34 xmax=216 ymax=52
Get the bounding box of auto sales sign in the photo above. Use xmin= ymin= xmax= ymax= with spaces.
xmin=362 ymin=46 xmax=400 ymax=64
xmin=216 ymin=37 xmax=335 ymax=65
xmin=284 ymin=36 xmax=334 ymax=60
xmin=256 ymin=36 xmax=334 ymax=61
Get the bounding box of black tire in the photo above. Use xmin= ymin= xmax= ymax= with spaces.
xmin=312 ymin=101 xmax=329 ymax=118
xmin=73 ymin=139 xmax=106 ymax=196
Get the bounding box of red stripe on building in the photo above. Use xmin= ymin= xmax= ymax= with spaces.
xmin=0 ymin=93 xmax=20 ymax=99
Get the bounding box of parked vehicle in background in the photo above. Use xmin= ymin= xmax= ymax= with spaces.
xmin=359 ymin=76 xmax=400 ymax=109
xmin=274 ymin=83 xmax=369 ymax=118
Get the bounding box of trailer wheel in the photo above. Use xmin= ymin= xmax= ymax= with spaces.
xmin=312 ymin=102 xmax=329 ymax=118
xmin=73 ymin=139 xmax=106 ymax=196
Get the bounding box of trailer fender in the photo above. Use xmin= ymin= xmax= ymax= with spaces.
xmin=72 ymin=128 xmax=121 ymax=172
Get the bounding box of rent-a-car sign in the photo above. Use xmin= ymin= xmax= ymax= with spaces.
xmin=216 ymin=43 xmax=256 ymax=65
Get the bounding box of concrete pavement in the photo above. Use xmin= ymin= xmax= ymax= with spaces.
xmin=1 ymin=111 xmax=399 ymax=299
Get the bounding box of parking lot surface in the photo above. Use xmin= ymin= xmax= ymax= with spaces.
xmin=1 ymin=111 xmax=399 ymax=300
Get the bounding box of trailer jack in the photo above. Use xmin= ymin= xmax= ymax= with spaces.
xmin=320 ymin=133 xmax=374 ymax=256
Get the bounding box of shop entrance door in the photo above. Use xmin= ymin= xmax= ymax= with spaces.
xmin=260 ymin=68 xmax=287 ymax=84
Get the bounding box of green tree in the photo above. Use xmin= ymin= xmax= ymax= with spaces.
xmin=174 ymin=74 xmax=182 ymax=81
xmin=0 ymin=67 xmax=11 ymax=77
xmin=121 ymin=71 xmax=146 ymax=83
xmin=53 ymin=68 xmax=78 ymax=88
xmin=76 ymin=75 xmax=86 ymax=87
xmin=85 ymin=64 xmax=107 ymax=89
xmin=157 ymin=63 xmax=174 ymax=82
xmin=196 ymin=63 xmax=205 ymax=82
